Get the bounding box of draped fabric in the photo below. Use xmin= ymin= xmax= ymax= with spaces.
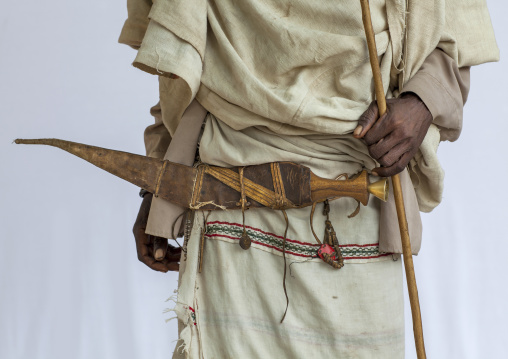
xmin=124 ymin=2 xmax=498 ymax=357
xmin=1 ymin=1 xmax=504 ymax=358
xmin=129 ymin=0 xmax=498 ymax=254
xmin=132 ymin=0 xmax=498 ymax=217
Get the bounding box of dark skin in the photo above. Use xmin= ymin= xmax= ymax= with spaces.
xmin=133 ymin=192 xmax=181 ymax=272
xmin=134 ymin=89 xmax=432 ymax=272
xmin=354 ymin=93 xmax=433 ymax=177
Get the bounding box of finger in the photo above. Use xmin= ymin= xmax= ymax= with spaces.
xmin=134 ymin=230 xmax=153 ymax=264
xmin=135 ymin=234 xmax=150 ymax=259
xmin=167 ymin=243 xmax=182 ymax=254
xmin=169 ymin=247 xmax=182 ymax=257
xmin=138 ymin=246 xmax=168 ymax=272
xmin=139 ymin=254 xmax=170 ymax=272
xmin=368 ymin=133 xmax=405 ymax=163
xmin=153 ymin=236 xmax=168 ymax=261
xmin=156 ymin=256 xmax=180 ymax=271
xmin=139 ymin=247 xmax=174 ymax=273
xmin=165 ymin=262 xmax=180 ymax=272
xmin=372 ymin=151 xmax=413 ymax=177
xmin=377 ymin=141 xmax=410 ymax=168
xmin=354 ymin=101 xmax=379 ymax=138
xmin=165 ymin=251 xmax=182 ymax=262
xmin=363 ymin=112 xmax=392 ymax=146
xmin=133 ymin=227 xmax=151 ymax=245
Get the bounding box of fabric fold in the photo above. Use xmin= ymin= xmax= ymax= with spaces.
xmin=403 ymin=49 xmax=470 ymax=142
xmin=146 ymin=100 xmax=208 ymax=238
xmin=118 ymin=0 xmax=152 ymax=49
xmin=124 ymin=0 xmax=499 ymax=248
xmin=133 ymin=20 xmax=202 ymax=99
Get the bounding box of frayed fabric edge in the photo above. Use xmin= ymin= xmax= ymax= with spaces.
xmin=164 ymin=299 xmax=196 ymax=357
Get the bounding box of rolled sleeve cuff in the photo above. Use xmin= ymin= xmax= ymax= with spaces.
xmin=402 ymin=70 xmax=462 ymax=142
xmin=118 ymin=0 xmax=152 ymax=50
xmin=401 ymin=48 xmax=471 ymax=142
xmin=133 ymin=20 xmax=202 ymax=99
xmin=118 ymin=20 xmax=148 ymax=49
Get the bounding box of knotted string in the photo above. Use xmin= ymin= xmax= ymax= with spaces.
xmin=280 ymin=209 xmax=290 ymax=323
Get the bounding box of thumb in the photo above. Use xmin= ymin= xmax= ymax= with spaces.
xmin=354 ymin=101 xmax=379 ymax=138
xmin=153 ymin=236 xmax=169 ymax=261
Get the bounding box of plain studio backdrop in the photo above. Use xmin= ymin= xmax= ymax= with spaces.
xmin=0 ymin=1 xmax=506 ymax=358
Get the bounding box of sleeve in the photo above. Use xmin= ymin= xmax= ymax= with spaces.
xmin=131 ymin=0 xmax=207 ymax=101
xmin=118 ymin=0 xmax=172 ymax=160
xmin=118 ymin=0 xmax=152 ymax=50
xmin=400 ymin=49 xmax=472 ymax=212
xmin=132 ymin=20 xmax=203 ymax=101
xmin=130 ymin=0 xmax=207 ymax=162
xmin=440 ymin=0 xmax=499 ymax=68
xmin=401 ymin=48 xmax=470 ymax=142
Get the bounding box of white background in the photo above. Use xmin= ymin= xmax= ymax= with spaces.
xmin=0 ymin=1 xmax=506 ymax=358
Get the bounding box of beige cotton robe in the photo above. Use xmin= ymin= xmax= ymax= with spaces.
xmin=120 ymin=0 xmax=498 ymax=253
xmin=119 ymin=0 xmax=498 ymax=357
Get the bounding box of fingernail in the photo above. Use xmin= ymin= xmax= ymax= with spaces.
xmin=155 ymin=248 xmax=165 ymax=261
xmin=353 ymin=126 xmax=363 ymax=136
xmin=371 ymin=171 xmax=379 ymax=177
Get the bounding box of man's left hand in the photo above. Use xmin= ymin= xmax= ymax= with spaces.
xmin=353 ymin=93 xmax=433 ymax=177
xmin=133 ymin=193 xmax=181 ymax=272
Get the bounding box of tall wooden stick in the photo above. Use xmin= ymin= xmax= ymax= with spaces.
xmin=359 ymin=1 xmax=427 ymax=358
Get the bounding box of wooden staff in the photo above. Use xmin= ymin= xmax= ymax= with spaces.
xmin=359 ymin=1 xmax=427 ymax=358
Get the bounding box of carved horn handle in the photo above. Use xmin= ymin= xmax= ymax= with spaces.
xmin=309 ymin=170 xmax=388 ymax=205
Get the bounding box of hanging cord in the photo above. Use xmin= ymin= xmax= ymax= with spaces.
xmin=289 ymin=257 xmax=314 ymax=277
xmin=199 ymin=210 xmax=212 ymax=273
xmin=335 ymin=173 xmax=360 ymax=218
xmin=323 ymin=200 xmax=344 ymax=269
xmin=310 ymin=200 xmax=344 ymax=269
xmin=279 ymin=209 xmax=290 ymax=323
xmin=310 ymin=202 xmax=322 ymax=245
xmin=182 ymin=210 xmax=195 ymax=261
xmin=170 ymin=210 xmax=188 ymax=248
xmin=237 ymin=167 xmax=252 ymax=250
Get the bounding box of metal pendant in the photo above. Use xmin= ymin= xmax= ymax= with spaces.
xmin=239 ymin=229 xmax=252 ymax=250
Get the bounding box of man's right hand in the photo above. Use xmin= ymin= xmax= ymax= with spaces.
xmin=133 ymin=193 xmax=181 ymax=272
